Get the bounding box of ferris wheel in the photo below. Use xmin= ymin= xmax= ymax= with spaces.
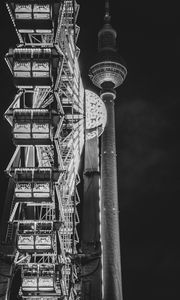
xmin=0 ymin=2 xmax=107 ymax=300
xmin=0 ymin=1 xmax=127 ymax=300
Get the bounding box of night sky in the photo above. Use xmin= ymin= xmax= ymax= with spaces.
xmin=0 ymin=1 xmax=180 ymax=300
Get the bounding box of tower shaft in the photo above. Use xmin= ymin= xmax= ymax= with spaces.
xmin=101 ymin=93 xmax=123 ymax=300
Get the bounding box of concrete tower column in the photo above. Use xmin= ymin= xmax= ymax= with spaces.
xmin=100 ymin=90 xmax=123 ymax=300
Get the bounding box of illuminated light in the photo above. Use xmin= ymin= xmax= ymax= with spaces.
xmin=32 ymin=63 xmax=50 ymax=72
xmin=22 ymin=264 xmax=56 ymax=292
xmin=34 ymin=13 xmax=50 ymax=20
xmin=16 ymin=85 xmax=34 ymax=89
xmin=85 ymin=89 xmax=107 ymax=139
xmin=15 ymin=182 xmax=51 ymax=200
xmin=33 ymin=5 xmax=50 ymax=12
xmin=36 ymin=29 xmax=52 ymax=33
xmin=22 ymin=278 xmax=38 ymax=291
xmin=73 ymin=93 xmax=80 ymax=105
xmin=19 ymin=29 xmax=34 ymax=33
xmin=15 ymin=13 xmax=32 ymax=20
xmin=38 ymin=277 xmax=54 ymax=291
xmin=15 ymin=5 xmax=31 ymax=12
xmin=35 ymin=235 xmax=53 ymax=250
xmin=14 ymin=47 xmax=51 ymax=55
xmin=66 ymin=84 xmax=73 ymax=96
xmin=73 ymin=76 xmax=79 ymax=89
xmin=68 ymin=41 xmax=74 ymax=60
xmin=74 ymin=60 xmax=80 ymax=78
xmin=67 ymin=60 xmax=73 ymax=74
xmin=14 ymin=4 xmax=51 ymax=20
xmin=14 ymin=61 xmax=30 ymax=70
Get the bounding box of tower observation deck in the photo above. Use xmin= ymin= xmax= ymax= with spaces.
xmin=89 ymin=1 xmax=127 ymax=300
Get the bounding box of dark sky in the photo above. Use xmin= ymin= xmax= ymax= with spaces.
xmin=0 ymin=1 xmax=180 ymax=300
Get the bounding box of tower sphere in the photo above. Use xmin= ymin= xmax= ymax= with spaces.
xmin=89 ymin=60 xmax=127 ymax=89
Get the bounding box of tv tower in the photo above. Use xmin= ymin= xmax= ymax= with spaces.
xmin=89 ymin=0 xmax=127 ymax=299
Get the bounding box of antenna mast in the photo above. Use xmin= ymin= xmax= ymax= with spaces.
xmin=105 ymin=0 xmax=111 ymax=22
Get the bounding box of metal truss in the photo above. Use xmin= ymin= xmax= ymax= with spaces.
xmin=3 ymin=1 xmax=84 ymax=299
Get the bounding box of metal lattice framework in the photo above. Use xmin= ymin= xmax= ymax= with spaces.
xmin=2 ymin=1 xmax=84 ymax=299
